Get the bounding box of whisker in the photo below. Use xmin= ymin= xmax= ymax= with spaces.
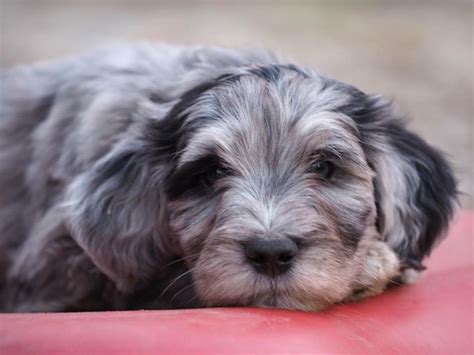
xmin=169 ymin=283 xmax=196 ymax=304
xmin=183 ymin=293 xmax=200 ymax=308
xmin=159 ymin=268 xmax=194 ymax=299
xmin=158 ymin=253 xmax=200 ymax=272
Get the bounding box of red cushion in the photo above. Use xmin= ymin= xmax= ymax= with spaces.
xmin=1 ymin=212 xmax=472 ymax=354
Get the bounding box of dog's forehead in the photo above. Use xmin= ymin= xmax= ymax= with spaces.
xmin=178 ymin=72 xmax=360 ymax=167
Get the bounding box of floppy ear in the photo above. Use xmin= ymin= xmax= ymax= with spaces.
xmin=343 ymin=94 xmax=458 ymax=272
xmin=65 ymin=77 xmax=228 ymax=291
xmin=65 ymin=143 xmax=173 ymax=291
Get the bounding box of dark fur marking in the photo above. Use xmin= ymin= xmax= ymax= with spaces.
xmin=167 ymin=155 xmax=227 ymax=200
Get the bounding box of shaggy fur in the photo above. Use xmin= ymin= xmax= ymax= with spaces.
xmin=0 ymin=44 xmax=457 ymax=312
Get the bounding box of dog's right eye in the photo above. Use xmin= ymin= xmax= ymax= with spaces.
xmin=167 ymin=159 xmax=228 ymax=198
xmin=200 ymin=165 xmax=227 ymax=187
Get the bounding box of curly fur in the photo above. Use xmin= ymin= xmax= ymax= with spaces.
xmin=0 ymin=44 xmax=457 ymax=312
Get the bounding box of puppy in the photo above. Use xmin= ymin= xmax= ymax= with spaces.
xmin=0 ymin=44 xmax=457 ymax=312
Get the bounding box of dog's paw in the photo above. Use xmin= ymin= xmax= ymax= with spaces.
xmin=398 ymin=267 xmax=422 ymax=284
xmin=347 ymin=241 xmax=401 ymax=302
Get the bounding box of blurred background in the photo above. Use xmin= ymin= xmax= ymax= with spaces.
xmin=0 ymin=0 xmax=472 ymax=207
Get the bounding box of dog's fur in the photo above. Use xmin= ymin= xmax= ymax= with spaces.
xmin=0 ymin=44 xmax=457 ymax=312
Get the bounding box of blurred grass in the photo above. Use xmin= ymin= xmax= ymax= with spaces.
xmin=0 ymin=0 xmax=472 ymax=207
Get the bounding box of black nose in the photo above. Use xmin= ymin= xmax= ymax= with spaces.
xmin=244 ymin=238 xmax=298 ymax=276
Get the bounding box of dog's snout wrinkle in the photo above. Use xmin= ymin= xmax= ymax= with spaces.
xmin=244 ymin=237 xmax=298 ymax=276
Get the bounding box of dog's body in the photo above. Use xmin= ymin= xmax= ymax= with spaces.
xmin=0 ymin=44 xmax=457 ymax=312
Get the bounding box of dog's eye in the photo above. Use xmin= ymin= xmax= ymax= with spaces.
xmin=310 ymin=160 xmax=335 ymax=179
xmin=200 ymin=166 xmax=227 ymax=186
xmin=211 ymin=167 xmax=227 ymax=180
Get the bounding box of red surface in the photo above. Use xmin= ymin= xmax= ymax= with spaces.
xmin=1 ymin=213 xmax=473 ymax=354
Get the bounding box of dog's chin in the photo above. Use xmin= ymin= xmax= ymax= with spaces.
xmin=199 ymin=288 xmax=343 ymax=312
xmin=193 ymin=272 xmax=349 ymax=312
xmin=251 ymin=293 xmax=338 ymax=312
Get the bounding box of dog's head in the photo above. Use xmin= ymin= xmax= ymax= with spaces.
xmin=67 ymin=65 xmax=457 ymax=310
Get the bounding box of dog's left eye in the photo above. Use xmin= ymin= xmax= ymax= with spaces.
xmin=310 ymin=160 xmax=335 ymax=179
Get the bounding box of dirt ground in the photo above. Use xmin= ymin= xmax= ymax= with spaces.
xmin=1 ymin=1 xmax=472 ymax=207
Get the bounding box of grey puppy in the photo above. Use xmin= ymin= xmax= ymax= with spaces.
xmin=0 ymin=44 xmax=457 ymax=312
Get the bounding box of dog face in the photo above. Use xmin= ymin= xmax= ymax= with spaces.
xmin=67 ymin=65 xmax=457 ymax=311
xmin=165 ymin=68 xmax=378 ymax=310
